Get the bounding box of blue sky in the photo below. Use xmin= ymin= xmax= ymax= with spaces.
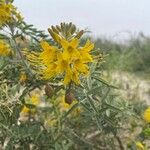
xmin=14 ymin=0 xmax=150 ymax=39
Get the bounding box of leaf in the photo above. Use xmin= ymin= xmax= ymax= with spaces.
xmin=92 ymin=76 xmax=118 ymax=89
xmin=62 ymin=103 xmax=79 ymax=122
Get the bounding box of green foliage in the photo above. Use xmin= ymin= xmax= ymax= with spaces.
xmin=94 ymin=34 xmax=150 ymax=77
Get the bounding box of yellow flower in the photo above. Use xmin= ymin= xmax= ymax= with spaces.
xmin=19 ymin=72 xmax=27 ymax=83
xmin=27 ymin=40 xmax=93 ymax=84
xmin=21 ymin=106 xmax=30 ymax=114
xmin=143 ymin=107 xmax=150 ymax=123
xmin=0 ymin=1 xmax=23 ymax=26
xmin=0 ymin=3 xmax=12 ymax=26
xmin=74 ymin=59 xmax=89 ymax=75
xmin=79 ymin=39 xmax=94 ymax=63
xmin=20 ymin=95 xmax=40 ymax=115
xmin=0 ymin=40 xmax=11 ymax=56
xmin=61 ymin=38 xmax=80 ymax=61
xmin=136 ymin=142 xmax=145 ymax=150
xmin=41 ymin=63 xmax=57 ymax=79
xmin=39 ymin=41 xmax=58 ymax=65
xmin=24 ymin=25 xmax=94 ymax=85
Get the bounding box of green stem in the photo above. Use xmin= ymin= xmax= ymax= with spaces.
xmin=9 ymin=25 xmax=34 ymax=78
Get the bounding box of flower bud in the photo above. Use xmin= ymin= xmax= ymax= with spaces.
xmin=48 ymin=28 xmax=60 ymax=43
xmin=56 ymin=25 xmax=61 ymax=32
xmin=75 ymin=30 xmax=84 ymax=39
xmin=70 ymin=25 xmax=76 ymax=34
xmin=51 ymin=25 xmax=59 ymax=34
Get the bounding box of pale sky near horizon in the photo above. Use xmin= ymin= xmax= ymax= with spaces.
xmin=14 ymin=0 xmax=150 ymax=40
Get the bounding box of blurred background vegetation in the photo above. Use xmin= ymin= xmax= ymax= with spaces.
xmin=93 ymin=33 xmax=150 ymax=79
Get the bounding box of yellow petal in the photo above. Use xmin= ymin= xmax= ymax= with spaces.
xmin=71 ymin=69 xmax=80 ymax=85
xmin=60 ymin=38 xmax=68 ymax=50
xmin=80 ymin=52 xmax=93 ymax=63
xmin=82 ymin=39 xmax=94 ymax=52
xmin=143 ymin=107 xmax=150 ymax=123
xmin=74 ymin=59 xmax=88 ymax=73
xmin=70 ymin=38 xmax=79 ymax=48
xmin=64 ymin=68 xmax=72 ymax=84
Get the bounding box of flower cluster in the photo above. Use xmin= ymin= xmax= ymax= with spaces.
xmin=0 ymin=1 xmax=23 ymax=27
xmin=0 ymin=2 xmax=12 ymax=26
xmin=25 ymin=24 xmax=94 ymax=85
xmin=0 ymin=40 xmax=11 ymax=56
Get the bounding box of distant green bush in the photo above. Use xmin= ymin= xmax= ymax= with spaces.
xmin=94 ymin=34 xmax=150 ymax=75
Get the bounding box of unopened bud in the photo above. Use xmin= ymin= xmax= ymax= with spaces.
xmin=70 ymin=25 xmax=76 ymax=34
xmin=48 ymin=28 xmax=60 ymax=43
xmin=75 ymin=30 xmax=84 ymax=39
xmin=56 ymin=25 xmax=61 ymax=32
xmin=60 ymin=22 xmax=65 ymax=31
xmin=48 ymin=28 xmax=53 ymax=37
xmin=51 ymin=25 xmax=59 ymax=34
xmin=68 ymin=22 xmax=73 ymax=29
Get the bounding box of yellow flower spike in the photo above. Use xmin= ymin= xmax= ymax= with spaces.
xmin=143 ymin=107 xmax=150 ymax=123
xmin=136 ymin=142 xmax=145 ymax=150
xmin=0 ymin=40 xmax=11 ymax=56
